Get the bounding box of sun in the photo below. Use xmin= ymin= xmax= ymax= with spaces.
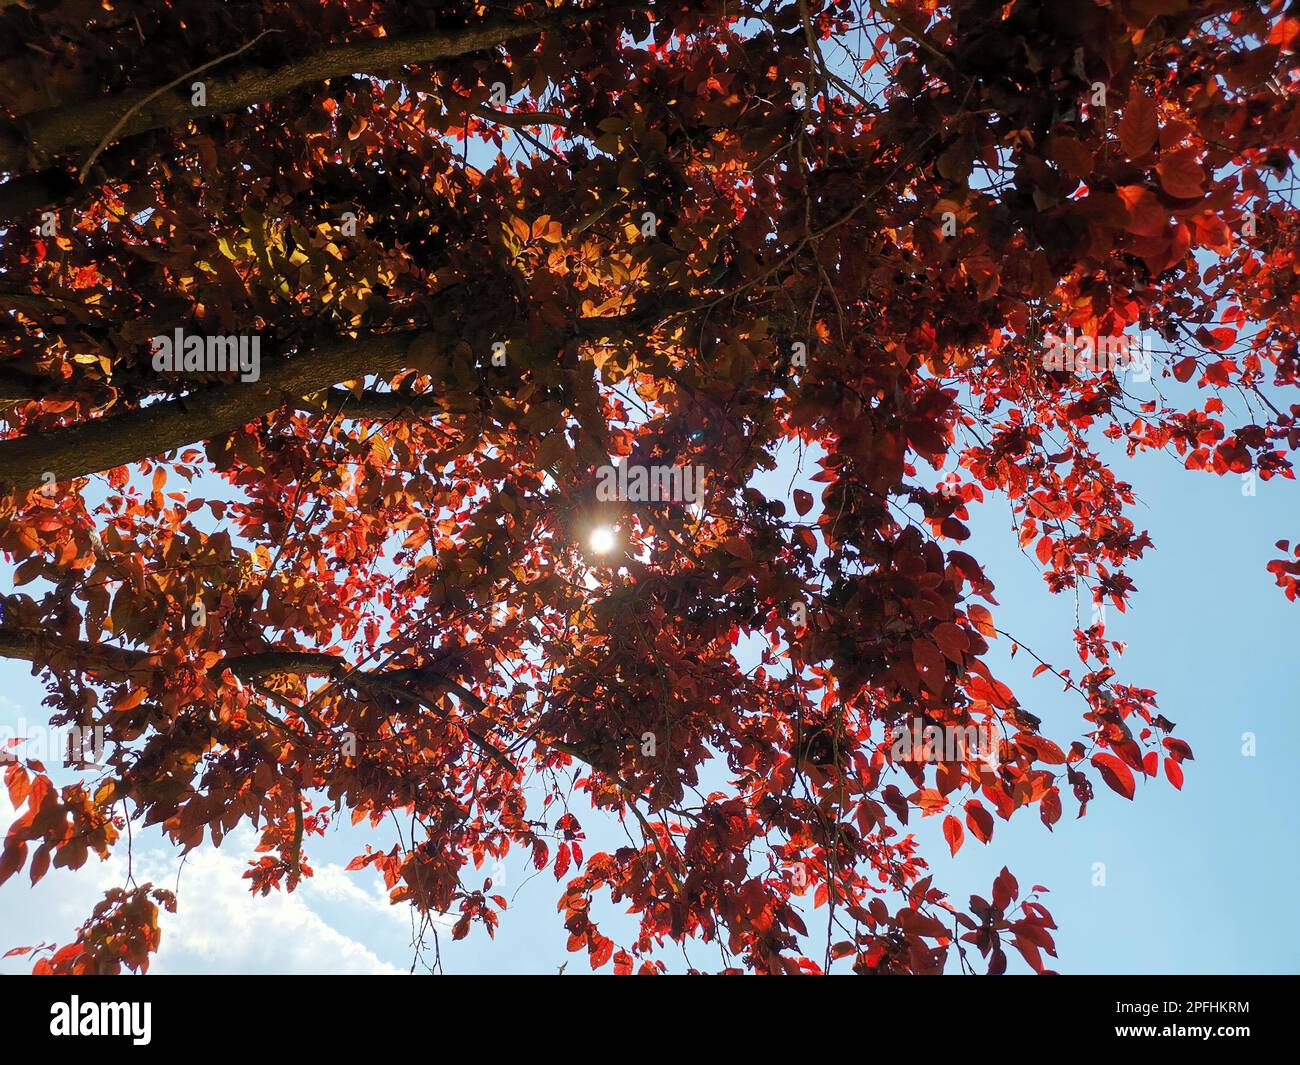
xmin=588 ymin=525 xmax=617 ymax=555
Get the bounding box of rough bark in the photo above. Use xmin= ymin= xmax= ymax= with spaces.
xmin=0 ymin=329 xmax=424 ymax=490
xmin=0 ymin=293 xmax=668 ymax=492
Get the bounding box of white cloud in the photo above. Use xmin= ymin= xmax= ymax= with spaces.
xmin=141 ymin=840 xmax=403 ymax=975
xmin=302 ymin=861 xmax=410 ymax=925
xmin=0 ymin=795 xmax=402 ymax=975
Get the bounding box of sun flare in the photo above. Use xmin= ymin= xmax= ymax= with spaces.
xmin=588 ymin=526 xmax=617 ymax=555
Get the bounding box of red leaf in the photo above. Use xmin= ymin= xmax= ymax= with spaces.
xmin=722 ymin=535 xmax=752 ymax=560
xmin=1040 ymin=788 xmax=1062 ymax=830
xmin=993 ymin=866 xmax=1019 ymax=911
xmin=1197 ymin=326 xmax=1237 ymax=351
xmin=1118 ymin=185 xmax=1168 ymax=236
xmin=932 ymin=622 xmax=968 ymax=662
xmin=1035 ymin=535 xmax=1053 ymax=565
xmin=1019 ymin=735 xmax=1066 ymax=765
xmin=912 ymin=638 xmax=947 ymax=694
xmin=29 ymin=844 xmax=50 ymax=886
xmin=943 ymin=814 xmax=965 ymax=856
xmin=965 ymin=801 xmax=994 ymax=844
xmin=1164 ymin=757 xmax=1184 ymax=790
xmin=1157 ymin=150 xmax=1204 ymax=199
xmin=1014 ymin=933 xmax=1045 ymax=973
xmin=0 ymin=838 xmax=26 ymax=887
xmin=1091 ymin=752 xmax=1136 ymax=800
xmin=590 ymin=936 xmax=614 ymax=968
xmin=1118 ymin=95 xmax=1158 ymax=158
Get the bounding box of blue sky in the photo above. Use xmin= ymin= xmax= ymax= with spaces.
xmin=911 ymin=438 xmax=1300 ymax=974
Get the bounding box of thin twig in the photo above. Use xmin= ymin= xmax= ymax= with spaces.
xmin=79 ymin=30 xmax=280 ymax=183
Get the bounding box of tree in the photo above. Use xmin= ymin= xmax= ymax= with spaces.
xmin=0 ymin=0 xmax=1295 ymax=975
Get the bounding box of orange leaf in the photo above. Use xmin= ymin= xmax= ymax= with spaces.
xmin=114 ymin=687 xmax=147 ymax=713
xmin=968 ymin=673 xmax=1015 ymax=709
xmin=967 ymin=604 xmax=996 ymax=638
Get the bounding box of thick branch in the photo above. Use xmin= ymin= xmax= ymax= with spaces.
xmin=0 ymin=365 xmax=42 ymax=403
xmin=0 ymin=624 xmax=654 ymax=792
xmin=0 ymin=626 xmax=149 ymax=676
xmin=0 ymin=629 xmax=518 ymax=772
xmin=211 ymin=651 xmax=519 ymax=773
xmin=0 ymin=165 xmax=79 ymax=219
xmin=0 ymin=292 xmax=672 ymax=491
xmin=472 ymin=106 xmax=573 ymax=130
xmin=0 ymin=328 xmax=426 ymax=490
xmin=0 ymin=290 xmax=106 ymax=321
xmin=302 ymin=387 xmax=451 ymax=421
xmin=0 ymin=6 xmax=617 ymax=177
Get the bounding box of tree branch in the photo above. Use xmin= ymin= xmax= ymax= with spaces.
xmin=0 ymin=625 xmax=149 ymax=676
xmin=210 ymin=652 xmax=519 ymax=774
xmin=0 ymin=622 xmax=674 ymax=802
xmin=0 ymin=627 xmax=519 ymax=773
xmin=0 ymin=365 xmax=42 ymax=403
xmin=0 ymin=294 xmax=669 ymax=491
xmin=300 ymin=387 xmax=451 ymax=421
xmin=0 ymin=328 xmax=429 ymax=491
xmin=472 ymin=106 xmax=573 ymax=131
xmin=78 ymin=31 xmax=283 ymax=183
xmin=0 ymin=5 xmax=622 ymax=180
